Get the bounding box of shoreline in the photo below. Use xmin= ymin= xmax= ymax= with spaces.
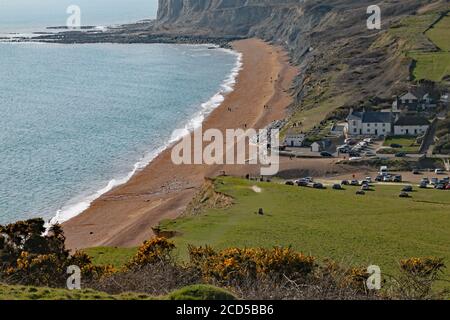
xmin=49 ymin=44 xmax=243 ymax=226
xmin=62 ymin=38 xmax=299 ymax=250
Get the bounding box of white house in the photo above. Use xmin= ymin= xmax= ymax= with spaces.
xmin=311 ymin=142 xmax=322 ymax=152
xmin=347 ymin=109 xmax=393 ymax=136
xmin=394 ymin=116 xmax=430 ymax=136
xmin=284 ymin=132 xmax=306 ymax=147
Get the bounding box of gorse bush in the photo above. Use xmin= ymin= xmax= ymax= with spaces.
xmin=188 ymin=245 xmax=316 ymax=284
xmin=126 ymin=237 xmax=176 ymax=269
xmin=0 ymin=219 xmax=114 ymax=287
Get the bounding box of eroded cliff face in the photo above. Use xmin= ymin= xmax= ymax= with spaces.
xmin=155 ymin=0 xmax=445 ymax=124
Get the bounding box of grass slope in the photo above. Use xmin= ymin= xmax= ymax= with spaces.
xmin=383 ymin=136 xmax=421 ymax=153
xmin=0 ymin=284 xmax=154 ymax=300
xmin=160 ymin=177 xmax=450 ymax=283
xmin=0 ymin=283 xmax=236 ymax=301
xmin=84 ymin=247 xmax=137 ymax=268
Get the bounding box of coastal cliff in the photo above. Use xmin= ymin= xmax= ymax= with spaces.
xmin=155 ymin=0 xmax=447 ymax=126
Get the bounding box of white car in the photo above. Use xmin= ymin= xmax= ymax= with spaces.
xmin=435 ymin=169 xmax=445 ymax=175
xmin=349 ymin=157 xmax=362 ymax=161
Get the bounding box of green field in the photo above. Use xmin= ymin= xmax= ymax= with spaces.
xmin=408 ymin=13 xmax=450 ymax=82
xmin=84 ymin=246 xmax=137 ymax=269
xmin=383 ymin=136 xmax=421 ymax=153
xmin=409 ymin=51 xmax=450 ymax=82
xmin=157 ymin=177 xmax=450 ymax=283
xmin=428 ymin=14 xmax=450 ymax=51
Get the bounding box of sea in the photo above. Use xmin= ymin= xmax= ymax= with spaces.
xmin=0 ymin=0 xmax=241 ymax=225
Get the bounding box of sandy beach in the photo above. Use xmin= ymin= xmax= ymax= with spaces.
xmin=63 ymin=38 xmax=299 ymax=250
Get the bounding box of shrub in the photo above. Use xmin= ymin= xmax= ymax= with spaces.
xmin=126 ymin=238 xmax=176 ymax=269
xmin=188 ymin=246 xmax=315 ymax=285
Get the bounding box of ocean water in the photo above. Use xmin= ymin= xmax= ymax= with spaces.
xmin=0 ymin=0 xmax=159 ymax=34
xmin=0 ymin=42 xmax=241 ymax=225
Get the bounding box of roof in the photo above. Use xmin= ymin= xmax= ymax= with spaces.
xmin=395 ymin=116 xmax=430 ymax=126
xmin=347 ymin=111 xmax=363 ymax=121
xmin=361 ymin=112 xmax=392 ymax=124
xmin=400 ymin=92 xmax=419 ymax=101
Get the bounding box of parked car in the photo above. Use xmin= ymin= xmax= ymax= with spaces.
xmin=419 ymin=181 xmax=428 ymax=189
xmin=351 ymin=180 xmax=360 ymax=186
xmin=341 ymin=180 xmax=350 ymax=186
xmin=333 ymin=184 xmax=343 ymax=190
xmin=402 ymin=185 xmax=413 ymax=192
xmin=431 ymin=178 xmax=439 ymax=185
xmin=364 ymin=151 xmax=376 ymax=158
xmin=393 ymin=175 xmax=403 ymax=183
xmin=349 ymin=157 xmax=362 ymax=161
xmin=365 ymin=177 xmax=372 ymax=183
xmin=435 ymin=184 xmax=445 ymax=190
xmin=320 ymin=151 xmax=333 ymax=158
xmin=395 ymin=152 xmax=406 ymax=158
xmin=363 ymin=138 xmax=373 ymax=144
xmin=446 ymin=184 xmax=450 ymax=190
xmin=399 ymin=192 xmax=410 ymax=198
xmin=375 ymin=175 xmax=384 ymax=182
xmin=297 ymin=179 xmax=308 ymax=187
xmin=305 ymin=177 xmax=314 ymax=183
xmin=412 ymin=169 xmax=420 ymax=175
xmin=391 ymin=143 xmax=403 ymax=149
xmin=349 ymin=152 xmax=361 ymax=158
xmin=313 ymin=183 xmax=324 ymax=189
xmin=356 ymin=190 xmax=365 ymax=195
xmin=285 ymin=181 xmax=295 ymax=186
xmin=421 ymin=177 xmax=430 ymax=184
xmin=361 ymin=184 xmax=371 ymax=191
xmin=383 ymin=175 xmax=392 ymax=182
xmin=435 ymin=169 xmax=445 ymax=175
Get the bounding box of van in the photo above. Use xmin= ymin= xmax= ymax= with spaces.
xmin=380 ymin=166 xmax=388 ymax=176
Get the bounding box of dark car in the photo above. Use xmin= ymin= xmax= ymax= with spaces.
xmin=402 ymin=185 xmax=413 ymax=192
xmin=320 ymin=151 xmax=333 ymax=158
xmin=351 ymin=180 xmax=360 ymax=186
xmin=375 ymin=175 xmax=384 ymax=182
xmin=341 ymin=180 xmax=350 ymax=186
xmin=332 ymin=184 xmax=343 ymax=190
xmin=395 ymin=152 xmax=406 ymax=158
xmin=435 ymin=184 xmax=445 ymax=190
xmin=356 ymin=190 xmax=365 ymax=196
xmin=412 ymin=169 xmax=420 ymax=175
xmin=419 ymin=181 xmax=428 ymax=189
xmin=391 ymin=143 xmax=403 ymax=149
xmin=399 ymin=192 xmax=410 ymax=198
xmin=313 ymin=183 xmax=324 ymax=189
xmin=285 ymin=181 xmax=295 ymax=186
xmin=393 ymin=175 xmax=403 ymax=183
